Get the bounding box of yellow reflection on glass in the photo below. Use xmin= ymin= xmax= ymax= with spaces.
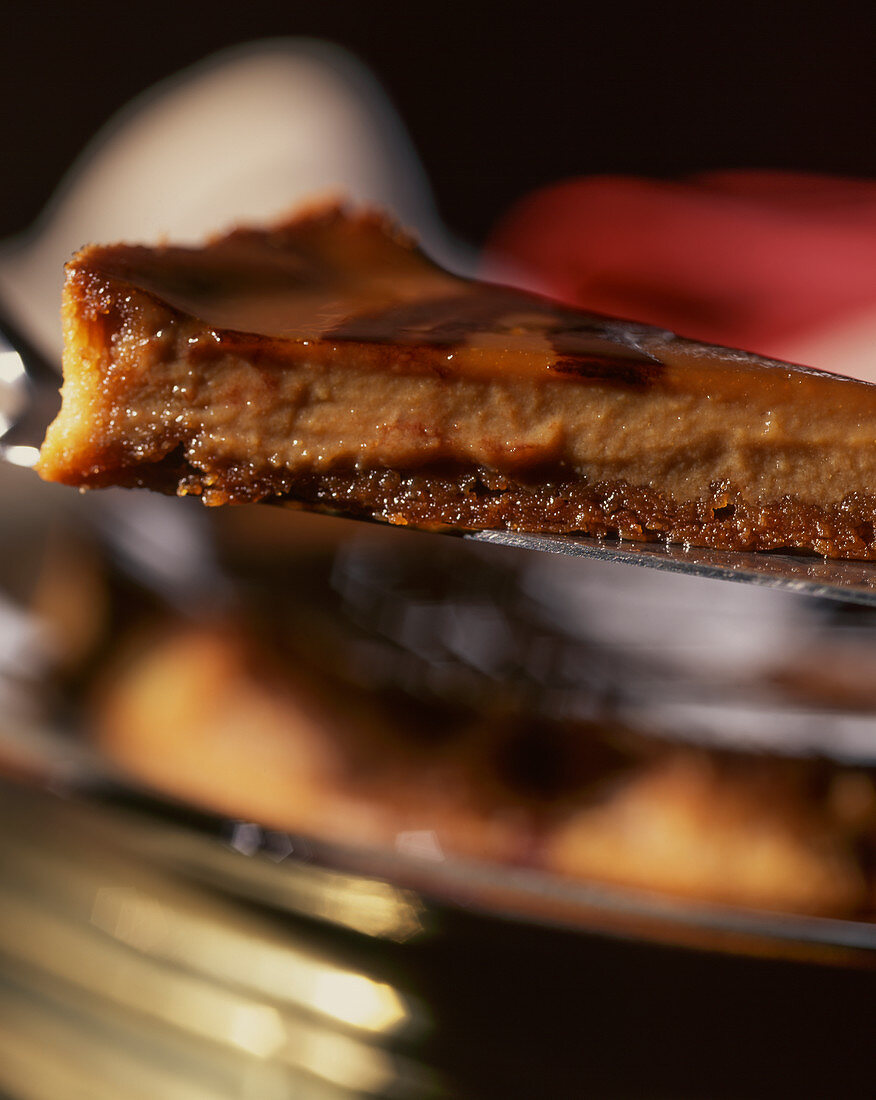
xmin=87 ymin=877 xmax=416 ymax=1037
xmin=226 ymin=1003 xmax=286 ymax=1058
xmin=308 ymin=970 xmax=407 ymax=1032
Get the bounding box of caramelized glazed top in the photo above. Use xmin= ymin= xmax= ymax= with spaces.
xmin=67 ymin=205 xmax=866 ymax=396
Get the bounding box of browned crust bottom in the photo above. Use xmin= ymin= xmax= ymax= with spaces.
xmin=161 ymin=461 xmax=876 ymax=559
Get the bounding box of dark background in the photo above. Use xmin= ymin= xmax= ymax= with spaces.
xmin=2 ymin=2 xmax=875 ymax=247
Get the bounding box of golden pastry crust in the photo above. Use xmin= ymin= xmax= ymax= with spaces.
xmin=544 ymin=752 xmax=867 ymax=917
xmin=94 ymin=623 xmax=541 ymax=865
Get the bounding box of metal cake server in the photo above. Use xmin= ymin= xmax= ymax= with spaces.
xmin=466 ymin=529 xmax=876 ymax=606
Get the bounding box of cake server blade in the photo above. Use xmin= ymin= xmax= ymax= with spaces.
xmin=466 ymin=528 xmax=876 ymax=606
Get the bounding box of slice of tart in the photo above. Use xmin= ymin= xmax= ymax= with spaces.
xmin=37 ymin=205 xmax=876 ymax=558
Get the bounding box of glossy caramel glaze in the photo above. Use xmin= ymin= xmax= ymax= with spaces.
xmin=58 ymin=205 xmax=850 ymax=386
xmin=37 ymin=205 xmax=876 ymax=558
